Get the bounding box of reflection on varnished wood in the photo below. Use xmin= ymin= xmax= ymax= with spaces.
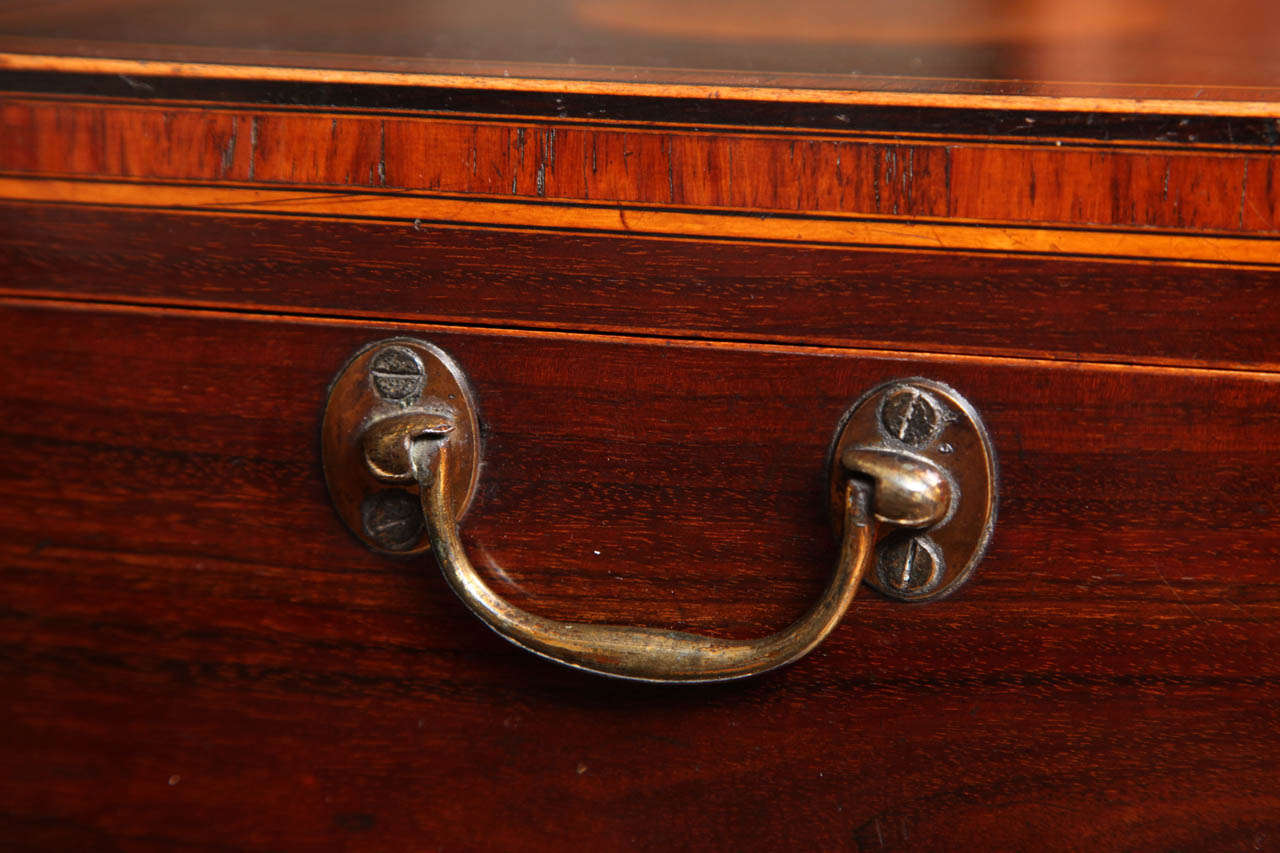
xmin=573 ymin=0 xmax=1162 ymax=44
xmin=3 ymin=98 xmax=1278 ymax=238
xmin=0 ymin=0 xmax=1277 ymax=90
xmin=2 ymin=302 xmax=1279 ymax=849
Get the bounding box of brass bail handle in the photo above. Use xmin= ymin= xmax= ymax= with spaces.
xmin=414 ymin=441 xmax=944 ymax=683
xmin=321 ymin=339 xmax=998 ymax=684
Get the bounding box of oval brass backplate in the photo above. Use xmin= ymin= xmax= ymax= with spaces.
xmin=322 ymin=338 xmax=480 ymax=555
xmin=829 ymin=378 xmax=997 ymax=602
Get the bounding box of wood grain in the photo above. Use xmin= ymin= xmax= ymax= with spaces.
xmin=3 ymin=202 xmax=1279 ymax=371
xmin=3 ymin=8 xmax=1279 ymax=846
xmin=8 ymin=177 xmax=1279 ymax=268
xmin=1 ymin=300 xmax=1279 ymax=850
xmin=3 ymin=96 xmax=1279 ymax=236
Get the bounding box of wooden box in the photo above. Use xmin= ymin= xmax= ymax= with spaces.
xmin=1 ymin=2 xmax=1278 ymax=848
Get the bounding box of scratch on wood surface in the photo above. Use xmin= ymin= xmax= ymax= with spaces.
xmin=906 ymin=146 xmax=915 ymax=212
xmin=512 ymin=126 xmax=525 ymax=194
xmin=116 ymin=73 xmax=154 ymax=93
xmin=248 ymin=115 xmax=258 ymax=181
xmin=1154 ymin=563 xmax=1205 ymax=624
xmin=379 ymin=121 xmax=387 ymax=187
xmin=220 ymin=116 xmax=237 ymax=178
xmin=535 ymin=127 xmax=554 ymax=197
xmin=887 ymin=147 xmax=899 ymax=215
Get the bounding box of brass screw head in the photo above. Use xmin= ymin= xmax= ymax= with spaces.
xmin=875 ymin=535 xmax=944 ymax=596
xmin=879 ymin=385 xmax=942 ymax=448
xmin=361 ymin=489 xmax=424 ymax=551
xmin=369 ymin=345 xmax=426 ymax=402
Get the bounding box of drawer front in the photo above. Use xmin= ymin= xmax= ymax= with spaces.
xmin=2 ymin=300 xmax=1278 ymax=849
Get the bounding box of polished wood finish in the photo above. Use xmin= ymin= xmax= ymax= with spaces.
xmin=3 ymin=95 xmax=1278 ymax=236
xmin=2 ymin=2 xmax=1279 ymax=847
xmin=2 ymin=300 xmax=1279 ymax=849
xmin=1 ymin=0 xmax=1280 ymax=112
xmin=8 ymin=176 xmax=1279 ymax=268
xmin=3 ymin=203 xmax=1279 ymax=370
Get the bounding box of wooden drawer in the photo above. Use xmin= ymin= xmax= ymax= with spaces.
xmin=3 ymin=300 xmax=1280 ymax=848
xmin=3 ymin=3 xmax=1280 ymax=848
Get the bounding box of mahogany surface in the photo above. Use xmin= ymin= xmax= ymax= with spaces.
xmin=2 ymin=2 xmax=1279 ymax=849
xmin=2 ymin=203 xmax=1279 ymax=371
xmin=2 ymin=301 xmax=1279 ymax=851
xmin=2 ymin=94 xmax=1278 ymax=236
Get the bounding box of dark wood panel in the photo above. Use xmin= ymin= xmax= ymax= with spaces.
xmin=4 ymin=97 xmax=1279 ymax=234
xmin=2 ymin=203 xmax=1279 ymax=370
xmin=1 ymin=301 xmax=1278 ymax=850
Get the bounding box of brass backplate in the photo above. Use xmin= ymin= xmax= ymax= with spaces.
xmin=322 ymin=338 xmax=480 ymax=555
xmin=828 ymin=378 xmax=997 ymax=602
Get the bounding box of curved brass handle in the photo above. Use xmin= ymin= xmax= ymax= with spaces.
xmin=321 ymin=340 xmax=998 ymax=684
xmin=408 ymin=440 xmax=947 ymax=683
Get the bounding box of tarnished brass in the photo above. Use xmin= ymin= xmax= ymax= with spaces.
xmin=839 ymin=447 xmax=952 ymax=528
xmin=323 ymin=339 xmax=997 ymax=681
xmin=321 ymin=339 xmax=479 ymax=554
xmin=829 ymin=378 xmax=998 ymax=601
xmin=419 ymin=440 xmax=881 ymax=682
xmin=362 ymin=410 xmax=456 ymax=483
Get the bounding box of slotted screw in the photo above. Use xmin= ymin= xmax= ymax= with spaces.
xmin=876 ymin=535 xmax=942 ymax=596
xmin=369 ymin=345 xmax=425 ymax=402
xmin=880 ymin=385 xmax=941 ymax=448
